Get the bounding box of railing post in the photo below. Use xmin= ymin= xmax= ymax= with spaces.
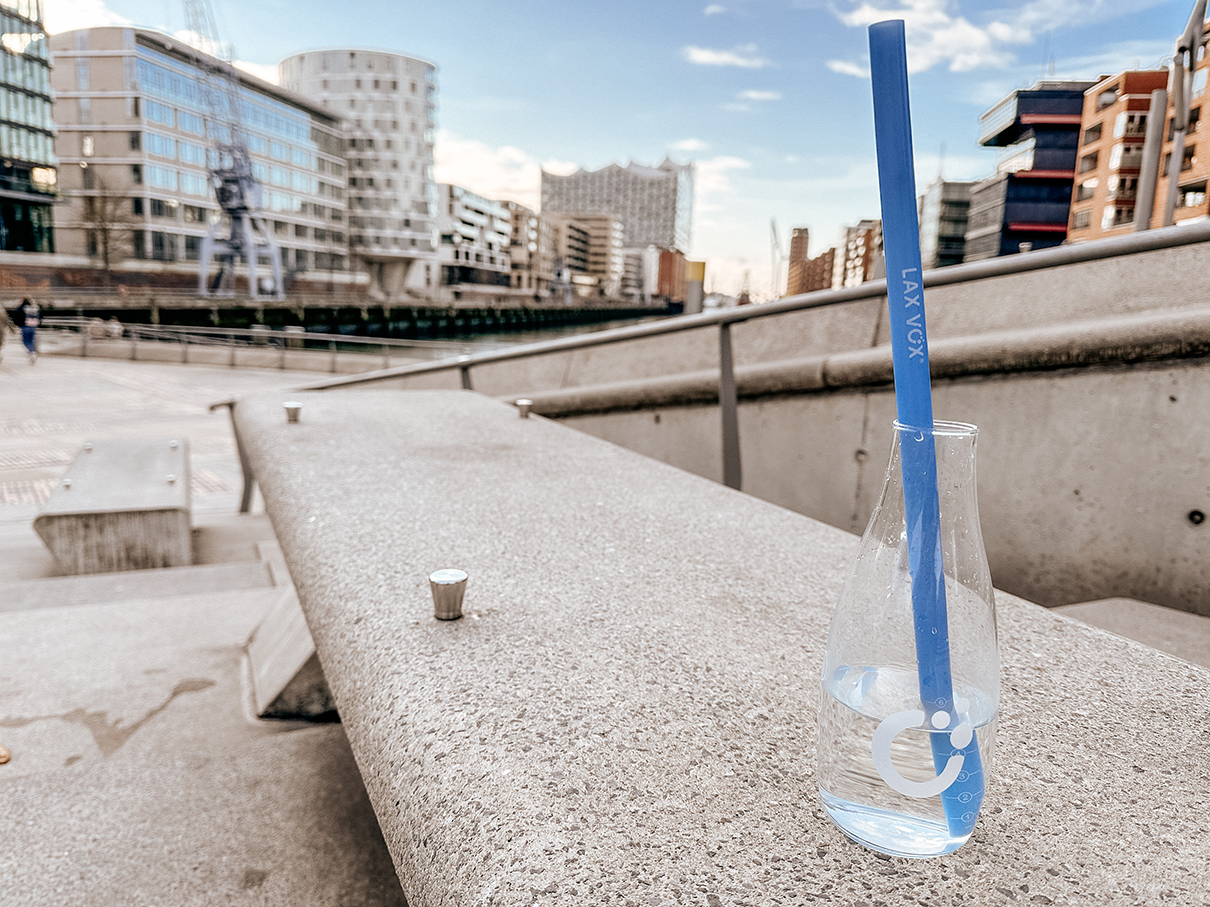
xmin=459 ymin=356 xmax=473 ymax=390
xmin=229 ymin=333 xmax=237 ymax=368
xmin=330 ymin=339 xmax=338 ymax=373
xmin=719 ymin=322 xmax=742 ymax=490
xmin=382 ymin=343 xmax=389 ymax=369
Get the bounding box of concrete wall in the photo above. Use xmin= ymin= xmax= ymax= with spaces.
xmin=562 ymin=359 xmax=1210 ymax=615
xmin=307 ymin=228 xmax=1210 ymax=614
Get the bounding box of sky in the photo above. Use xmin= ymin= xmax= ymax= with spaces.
xmin=46 ymin=0 xmax=1194 ymax=298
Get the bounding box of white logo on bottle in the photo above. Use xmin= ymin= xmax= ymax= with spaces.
xmin=870 ymin=697 xmax=972 ymax=798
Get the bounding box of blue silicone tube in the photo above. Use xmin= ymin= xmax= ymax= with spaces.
xmin=868 ymin=19 xmax=984 ymax=837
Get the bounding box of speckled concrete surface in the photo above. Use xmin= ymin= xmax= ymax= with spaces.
xmin=235 ymin=388 xmax=1210 ymax=907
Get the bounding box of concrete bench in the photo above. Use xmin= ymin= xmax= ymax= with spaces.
xmin=34 ymin=439 xmax=192 ymax=575
xmin=232 ymin=388 xmax=1210 ymax=906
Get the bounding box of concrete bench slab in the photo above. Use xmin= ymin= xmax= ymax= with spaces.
xmin=33 ymin=438 xmax=192 ymax=574
xmin=233 ymin=389 xmax=1210 ymax=907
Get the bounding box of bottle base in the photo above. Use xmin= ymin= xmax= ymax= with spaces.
xmin=820 ymin=790 xmax=971 ymax=858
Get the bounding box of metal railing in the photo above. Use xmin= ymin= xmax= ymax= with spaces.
xmin=298 ymin=219 xmax=1210 ymax=493
xmin=42 ymin=317 xmax=476 ymax=368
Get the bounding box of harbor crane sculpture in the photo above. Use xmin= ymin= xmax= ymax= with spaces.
xmin=182 ymin=0 xmax=283 ymax=298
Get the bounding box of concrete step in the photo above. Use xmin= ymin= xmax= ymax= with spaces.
xmin=0 ymin=581 xmax=403 ymax=905
xmin=1 ymin=560 xmax=273 ymax=612
xmin=1053 ymin=598 xmax=1210 ymax=669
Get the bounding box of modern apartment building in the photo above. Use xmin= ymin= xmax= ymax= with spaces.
xmin=0 ymin=0 xmax=55 ymax=253
xmin=1153 ymin=28 xmax=1210 ymax=228
xmin=1066 ymin=70 xmax=1169 ymax=241
xmin=48 ymin=27 xmax=346 ymax=283
xmin=834 ymin=219 xmax=883 ymax=288
xmin=964 ymin=80 xmax=1094 ymax=261
xmin=280 ymin=48 xmax=437 ymax=298
xmin=503 ymin=200 xmax=553 ymax=296
xmin=436 ymin=183 xmax=510 ymax=293
xmin=562 ymin=213 xmax=623 ymax=297
xmin=918 ymin=179 xmax=973 ymax=268
xmin=784 ymin=227 xmax=811 ymax=295
xmin=787 ymin=247 xmax=835 ymax=296
xmin=541 ymin=157 xmax=694 ymax=252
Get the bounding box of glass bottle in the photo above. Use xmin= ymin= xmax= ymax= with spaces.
xmin=817 ymin=421 xmax=999 ymax=858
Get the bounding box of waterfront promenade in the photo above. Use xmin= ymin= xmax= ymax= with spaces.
xmin=2 ymin=352 xmax=1209 ymax=904
xmin=0 ymin=355 xmax=406 ymax=905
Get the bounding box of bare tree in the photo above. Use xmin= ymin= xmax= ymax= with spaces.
xmin=75 ymin=166 xmax=139 ymax=285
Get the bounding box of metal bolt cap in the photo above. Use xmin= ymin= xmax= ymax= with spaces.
xmin=429 ymin=569 xmax=468 ymax=620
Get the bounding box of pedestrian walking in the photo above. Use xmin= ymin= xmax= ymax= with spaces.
xmin=13 ymin=298 xmax=40 ymax=364
xmin=0 ymin=306 xmax=13 ymax=365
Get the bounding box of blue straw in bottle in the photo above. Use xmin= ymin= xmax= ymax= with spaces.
xmin=868 ymin=19 xmax=984 ymax=837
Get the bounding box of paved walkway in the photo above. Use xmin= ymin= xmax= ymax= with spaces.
xmin=0 ymin=353 xmax=327 ymax=579
xmin=0 ymin=354 xmax=407 ymax=905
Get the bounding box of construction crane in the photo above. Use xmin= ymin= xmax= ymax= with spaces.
xmin=769 ymin=218 xmax=787 ymax=299
xmin=182 ymin=0 xmax=283 ymax=298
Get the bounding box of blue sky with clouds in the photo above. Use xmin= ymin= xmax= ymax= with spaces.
xmin=50 ymin=0 xmax=1190 ymax=296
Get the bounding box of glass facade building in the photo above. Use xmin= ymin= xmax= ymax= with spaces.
xmin=49 ymin=28 xmax=346 ymax=278
xmin=0 ymin=0 xmax=55 ymax=252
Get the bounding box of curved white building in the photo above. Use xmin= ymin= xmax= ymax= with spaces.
xmin=280 ymin=48 xmax=437 ymax=299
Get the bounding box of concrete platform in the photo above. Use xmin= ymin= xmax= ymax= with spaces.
xmin=0 ymin=585 xmax=405 ymax=906
xmin=0 ymin=356 xmax=406 ymax=905
xmin=235 ymin=388 xmax=1210 ymax=907
xmin=1055 ymin=598 xmax=1210 ymax=669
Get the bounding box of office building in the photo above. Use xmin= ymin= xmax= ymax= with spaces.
xmin=49 ymin=27 xmax=346 ymax=282
xmin=280 ymin=48 xmax=436 ymax=298
xmin=1066 ymin=70 xmax=1169 ymax=241
xmin=918 ymin=179 xmax=973 ymax=268
xmin=541 ymin=157 xmax=694 ymax=252
xmin=436 ymin=183 xmax=510 ymax=294
xmin=0 ymin=0 xmax=55 ymax=253
xmin=964 ymin=80 xmax=1094 ymax=261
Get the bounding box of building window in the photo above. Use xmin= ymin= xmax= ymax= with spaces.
xmin=1096 ymin=86 xmax=1118 ymax=110
xmin=131 ymin=164 xmax=143 ymax=185
xmin=151 ymin=232 xmax=177 ymax=261
xmin=1072 ymin=209 xmax=1091 ymax=229
xmin=1179 ymin=181 xmax=1207 ymax=208
xmin=1101 ymin=206 xmax=1133 ymax=229
xmin=1082 ymin=123 xmax=1102 ymax=145
xmin=131 ymin=230 xmax=146 ymax=258
xmin=183 ymin=204 xmax=208 ymax=223
xmin=1078 ymin=152 xmax=1099 ymax=174
xmin=81 ymin=134 xmax=94 ymax=157
xmin=132 ymin=198 xmax=144 ymax=216
xmin=129 ymin=132 xmax=142 ymax=151
xmin=150 ymin=198 xmax=177 ymax=218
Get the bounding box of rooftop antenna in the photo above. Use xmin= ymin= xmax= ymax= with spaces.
xmin=938 ymin=141 xmax=946 ymax=180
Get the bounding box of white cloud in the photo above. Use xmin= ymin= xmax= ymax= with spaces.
xmin=234 ymin=60 xmax=280 ymax=85
xmin=671 ymin=138 xmax=710 ymax=152
xmin=682 ymin=44 xmax=770 ymax=69
xmin=827 ymin=59 xmax=869 ymax=78
xmin=827 ymin=0 xmax=1161 ymax=75
xmin=696 ymin=155 xmax=751 ymax=198
xmin=739 ymin=90 xmax=782 ymax=101
xmin=433 ymin=130 xmax=545 ymax=210
xmin=704 ymin=4 xmax=726 ymax=14
xmin=45 ymin=0 xmax=131 ymax=34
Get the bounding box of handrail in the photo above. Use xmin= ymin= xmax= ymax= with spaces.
xmin=301 ymin=219 xmax=1210 ymax=391
xmin=288 ymin=220 xmax=1210 ymax=504
xmin=42 ymin=317 xmax=475 ymax=356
